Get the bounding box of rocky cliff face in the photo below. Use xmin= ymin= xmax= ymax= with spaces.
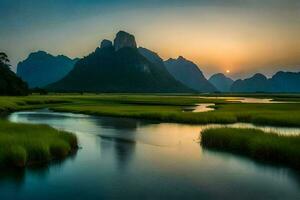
xmin=114 ymin=31 xmax=137 ymax=51
xmin=100 ymin=39 xmax=113 ymax=48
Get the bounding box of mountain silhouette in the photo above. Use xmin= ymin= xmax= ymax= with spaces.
xmin=17 ymin=51 xmax=78 ymax=88
xmin=231 ymin=73 xmax=270 ymax=93
xmin=230 ymin=72 xmax=300 ymax=93
xmin=270 ymin=71 xmax=300 ymax=92
xmin=164 ymin=56 xmax=216 ymax=92
xmin=209 ymin=73 xmax=234 ymax=92
xmin=47 ymin=31 xmax=192 ymax=93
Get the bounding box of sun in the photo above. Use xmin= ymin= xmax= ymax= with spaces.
xmin=226 ymin=69 xmax=230 ymax=74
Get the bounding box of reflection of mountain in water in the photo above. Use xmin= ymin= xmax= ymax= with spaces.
xmin=95 ymin=116 xmax=155 ymax=130
xmin=99 ymin=135 xmax=136 ymax=170
xmin=96 ymin=117 xmax=139 ymax=130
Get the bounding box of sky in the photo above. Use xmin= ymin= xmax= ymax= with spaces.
xmin=1 ymin=0 xmax=300 ymax=79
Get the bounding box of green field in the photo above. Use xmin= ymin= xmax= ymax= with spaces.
xmin=201 ymin=128 xmax=300 ymax=169
xmin=0 ymin=120 xmax=78 ymax=168
xmin=51 ymin=94 xmax=300 ymax=127
xmin=0 ymin=94 xmax=300 ymax=127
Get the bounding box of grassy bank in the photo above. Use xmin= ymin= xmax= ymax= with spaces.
xmin=201 ymin=128 xmax=300 ymax=169
xmin=50 ymin=95 xmax=300 ymax=127
xmin=0 ymin=95 xmax=71 ymax=114
xmin=0 ymin=120 xmax=78 ymax=168
xmin=1 ymin=94 xmax=300 ymax=127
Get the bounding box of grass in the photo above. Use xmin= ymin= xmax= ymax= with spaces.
xmin=47 ymin=94 xmax=300 ymax=127
xmin=0 ymin=120 xmax=78 ymax=168
xmin=201 ymin=128 xmax=300 ymax=169
xmin=1 ymin=94 xmax=300 ymax=127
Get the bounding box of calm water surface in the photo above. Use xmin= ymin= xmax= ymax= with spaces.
xmin=1 ymin=109 xmax=300 ymax=200
xmin=199 ymin=97 xmax=293 ymax=103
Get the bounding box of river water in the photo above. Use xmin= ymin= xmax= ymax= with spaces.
xmin=1 ymin=109 xmax=299 ymax=200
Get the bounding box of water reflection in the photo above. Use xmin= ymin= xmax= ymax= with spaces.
xmin=199 ymin=96 xmax=294 ymax=103
xmin=183 ymin=103 xmax=215 ymax=112
xmin=99 ymin=135 xmax=136 ymax=170
xmin=2 ymin=110 xmax=300 ymax=200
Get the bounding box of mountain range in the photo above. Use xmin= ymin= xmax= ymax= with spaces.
xmin=138 ymin=48 xmax=216 ymax=92
xmin=47 ymin=31 xmax=192 ymax=93
xmin=9 ymin=31 xmax=300 ymax=94
xmin=231 ymin=72 xmax=300 ymax=93
xmin=17 ymin=51 xmax=78 ymax=88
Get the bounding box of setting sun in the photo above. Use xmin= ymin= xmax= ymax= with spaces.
xmin=226 ymin=70 xmax=231 ymax=74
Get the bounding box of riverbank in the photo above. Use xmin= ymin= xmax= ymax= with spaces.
xmin=1 ymin=94 xmax=300 ymax=127
xmin=201 ymin=128 xmax=300 ymax=170
xmin=50 ymin=94 xmax=300 ymax=127
xmin=0 ymin=120 xmax=78 ymax=168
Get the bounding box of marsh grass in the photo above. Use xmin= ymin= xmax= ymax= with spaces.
xmin=201 ymin=128 xmax=300 ymax=169
xmin=0 ymin=120 xmax=77 ymax=168
xmin=1 ymin=94 xmax=300 ymax=127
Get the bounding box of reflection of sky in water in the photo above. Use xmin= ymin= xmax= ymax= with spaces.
xmin=2 ymin=110 xmax=300 ymax=200
xmin=183 ymin=103 xmax=215 ymax=113
xmin=199 ymin=97 xmax=296 ymax=104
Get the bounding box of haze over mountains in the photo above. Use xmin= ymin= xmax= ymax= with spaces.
xmin=17 ymin=51 xmax=78 ymax=88
xmin=8 ymin=30 xmax=300 ymax=94
xmin=231 ymin=72 xmax=300 ymax=93
xmin=209 ymin=73 xmax=234 ymax=92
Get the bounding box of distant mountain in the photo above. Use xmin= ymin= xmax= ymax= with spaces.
xmin=47 ymin=31 xmax=192 ymax=93
xmin=231 ymin=72 xmax=300 ymax=93
xmin=0 ymin=53 xmax=28 ymax=95
xmin=231 ymin=73 xmax=270 ymax=93
xmin=209 ymin=73 xmax=234 ymax=92
xmin=270 ymin=71 xmax=300 ymax=92
xmin=164 ymin=56 xmax=216 ymax=92
xmin=17 ymin=51 xmax=78 ymax=88
xmin=138 ymin=47 xmax=165 ymax=68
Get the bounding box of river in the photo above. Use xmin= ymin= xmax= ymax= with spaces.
xmin=1 ymin=109 xmax=299 ymax=200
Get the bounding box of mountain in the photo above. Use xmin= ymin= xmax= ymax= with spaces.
xmin=138 ymin=47 xmax=165 ymax=68
xmin=231 ymin=73 xmax=270 ymax=93
xmin=164 ymin=56 xmax=216 ymax=92
xmin=17 ymin=51 xmax=78 ymax=88
xmin=231 ymin=72 xmax=300 ymax=93
xmin=270 ymin=71 xmax=300 ymax=92
xmin=0 ymin=53 xmax=28 ymax=95
xmin=47 ymin=31 xmax=192 ymax=93
xmin=209 ymin=73 xmax=234 ymax=92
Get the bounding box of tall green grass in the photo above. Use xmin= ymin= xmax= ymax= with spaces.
xmin=201 ymin=128 xmax=300 ymax=169
xmin=0 ymin=121 xmax=78 ymax=168
xmin=1 ymin=94 xmax=300 ymax=127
